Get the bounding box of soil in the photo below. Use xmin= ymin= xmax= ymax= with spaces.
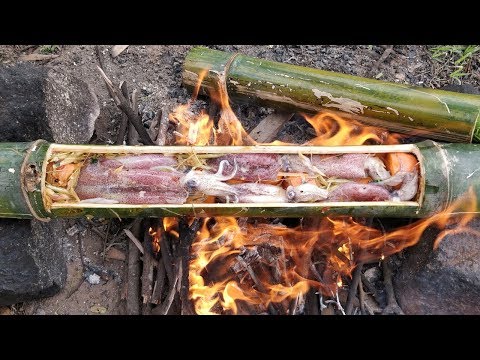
xmin=1 ymin=45 xmax=479 ymax=315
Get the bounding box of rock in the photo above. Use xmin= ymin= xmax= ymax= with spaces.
xmin=0 ymin=63 xmax=99 ymax=144
xmin=44 ymin=68 xmax=99 ymax=144
xmin=86 ymin=273 xmax=101 ymax=285
xmin=441 ymin=83 xmax=480 ymax=95
xmin=363 ymin=266 xmax=381 ymax=284
xmin=0 ymin=219 xmax=67 ymax=306
xmin=394 ymin=219 xmax=480 ymax=314
xmin=0 ymin=64 xmax=98 ymax=305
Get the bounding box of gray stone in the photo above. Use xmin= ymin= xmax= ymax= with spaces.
xmin=0 ymin=63 xmax=99 ymax=144
xmin=394 ymin=219 xmax=480 ymax=314
xmin=0 ymin=219 xmax=67 ymax=306
xmin=0 ymin=64 xmax=97 ymax=305
xmin=44 ymin=68 xmax=99 ymax=144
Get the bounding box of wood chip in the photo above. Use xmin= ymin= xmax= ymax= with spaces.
xmin=249 ymin=112 xmax=293 ymax=143
xmin=19 ymin=53 xmax=59 ymax=62
xmin=111 ymin=45 xmax=129 ymax=58
xmin=106 ymin=247 xmax=126 ymax=261
xmin=0 ymin=306 xmax=12 ymax=315
xmin=90 ymin=305 xmax=107 ymax=314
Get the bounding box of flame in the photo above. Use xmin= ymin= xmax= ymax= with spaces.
xmin=175 ymin=188 xmax=476 ymax=314
xmin=305 ymin=112 xmax=401 ymax=145
xmin=162 ymin=68 xmax=478 ymax=314
xmin=148 ymin=226 xmax=161 ymax=253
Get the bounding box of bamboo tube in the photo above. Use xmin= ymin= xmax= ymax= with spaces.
xmin=183 ymin=47 xmax=480 ymax=143
xmin=1 ymin=140 xmax=479 ymax=220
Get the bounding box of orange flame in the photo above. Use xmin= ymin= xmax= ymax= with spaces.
xmin=148 ymin=226 xmax=161 ymax=253
xmin=174 ymin=188 xmax=476 ymax=314
xmin=163 ymin=68 xmax=478 ymax=314
xmin=305 ymin=112 xmax=401 ymax=145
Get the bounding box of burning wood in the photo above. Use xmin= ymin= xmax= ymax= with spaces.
xmin=2 ymin=47 xmax=480 ymax=316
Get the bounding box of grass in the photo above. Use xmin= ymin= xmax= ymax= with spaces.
xmin=430 ymin=45 xmax=480 ymax=83
xmin=39 ymin=45 xmax=59 ymax=55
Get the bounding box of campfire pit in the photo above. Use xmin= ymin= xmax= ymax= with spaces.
xmin=2 ymin=45 xmax=480 ymax=315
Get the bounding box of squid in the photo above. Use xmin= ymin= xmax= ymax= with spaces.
xmin=286 ymin=183 xmax=329 ymax=203
xmin=231 ymin=183 xmax=288 ymax=203
xmin=327 ymin=182 xmax=392 ymax=202
xmin=76 ymin=159 xmax=188 ymax=204
xmin=207 ymin=154 xmax=282 ymax=181
xmin=181 ymin=160 xmax=239 ymax=202
xmin=281 ymin=153 xmax=391 ymax=181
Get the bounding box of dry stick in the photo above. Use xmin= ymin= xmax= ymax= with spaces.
xmin=155 ymin=108 xmax=170 ymax=146
xmin=149 ymin=112 xmax=170 ymax=310
xmin=141 ymin=224 xmax=155 ymax=314
xmin=95 ymin=46 xmax=106 ymax=74
xmin=345 ymin=262 xmax=364 ymax=315
xmin=381 ymin=258 xmax=404 ymax=315
xmin=126 ymin=219 xmax=142 ymax=315
xmin=236 ymin=256 xmax=278 ymax=315
xmin=178 ymin=218 xmax=202 ymax=315
xmin=370 ymin=45 xmax=394 ymax=76
xmin=154 ymin=265 xmax=180 ymax=315
xmin=116 ymin=82 xmax=130 ymax=145
xmin=97 ymin=66 xmax=154 ymax=145
xmin=124 ymin=228 xmax=144 ymax=254
xmin=101 ymin=220 xmax=111 ymax=264
xmin=358 ymin=279 xmax=366 ymax=315
xmin=127 ymin=89 xmax=141 ymax=145
xmin=160 ymin=232 xmax=174 ymax=284
xmin=151 ymin=258 xmax=166 ymax=305
xmin=147 ymin=109 xmax=161 ymax=142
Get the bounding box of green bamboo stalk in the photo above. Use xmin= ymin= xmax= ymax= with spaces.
xmin=0 ymin=141 xmax=478 ymax=220
xmin=183 ymin=47 xmax=480 ymax=143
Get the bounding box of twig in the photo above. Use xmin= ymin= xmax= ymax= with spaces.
xmin=141 ymin=224 xmax=155 ymax=313
xmin=371 ymin=45 xmax=394 ymax=76
xmin=237 ymin=256 xmax=278 ymax=315
xmin=20 ymin=45 xmax=38 ymax=52
xmin=156 ymin=107 xmax=170 ymax=146
xmin=147 ymin=109 xmax=161 ymax=142
xmin=358 ymin=278 xmax=366 ymax=315
xmin=126 ymin=220 xmax=142 ymax=315
xmin=124 ymin=228 xmax=144 ymax=254
xmin=115 ymin=81 xmax=130 ymax=145
xmin=151 ymin=259 xmax=166 ymax=305
xmin=382 ymin=258 xmax=404 ymax=315
xmin=95 ymin=45 xmax=106 ymax=73
xmin=97 ymin=66 xmax=154 ymax=145
xmin=127 ymin=89 xmax=140 ymax=145
xmin=101 ymin=220 xmax=111 ymax=263
xmin=178 ymin=218 xmax=202 ymax=315
xmin=161 ymin=232 xmax=174 ymax=284
xmin=153 ymin=268 xmax=179 ymax=315
xmin=345 ymin=262 xmax=364 ymax=315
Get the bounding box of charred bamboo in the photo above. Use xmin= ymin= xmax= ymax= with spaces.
xmin=1 ymin=140 xmax=480 ymax=219
xmin=183 ymin=47 xmax=480 ymax=143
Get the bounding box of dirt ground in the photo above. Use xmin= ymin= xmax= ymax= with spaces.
xmin=1 ymin=45 xmax=479 ymax=315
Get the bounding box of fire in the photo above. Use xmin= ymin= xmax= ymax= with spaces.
xmin=148 ymin=226 xmax=161 ymax=253
xmin=161 ymin=70 xmax=478 ymax=315
xmin=304 ymin=112 xmax=401 ymax=146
